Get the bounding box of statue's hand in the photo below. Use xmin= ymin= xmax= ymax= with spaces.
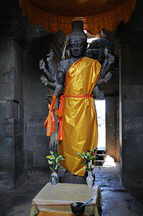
xmin=39 ymin=49 xmax=56 ymax=80
xmin=104 ymin=48 xmax=115 ymax=64
xmin=40 ymin=75 xmax=48 ymax=86
xmin=97 ymin=72 xmax=112 ymax=85
xmin=46 ymin=49 xmax=54 ymax=62
xmin=93 ymin=86 xmax=104 ymax=99
xmin=104 ymin=72 xmax=112 ymax=83
xmin=39 ymin=50 xmax=54 ymax=71
xmin=104 ymin=48 xmax=109 ymax=57
xmin=39 ymin=59 xmax=46 ymax=71
xmin=108 ymin=53 xmax=115 ymax=64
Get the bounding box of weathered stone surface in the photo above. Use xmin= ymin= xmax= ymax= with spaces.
xmin=15 ymin=135 xmax=24 ymax=179
xmin=22 ymin=44 xmax=51 ymax=171
xmin=124 ymin=101 xmax=143 ymax=117
xmin=0 ymin=171 xmax=15 ymax=190
xmin=123 ymin=85 xmax=143 ymax=101
xmin=0 ymin=119 xmax=14 ymax=136
xmin=121 ymin=29 xmax=143 ymax=198
xmin=122 ymin=135 xmax=143 ymax=171
xmin=0 ymin=38 xmax=24 ymax=190
xmin=24 ymin=136 xmax=49 ymax=168
xmin=0 ymin=83 xmax=14 ymax=100
xmin=0 ymin=101 xmax=15 ymax=120
xmin=24 ymin=119 xmax=46 ymax=136
xmin=125 ymin=117 xmax=143 ymax=135
xmin=0 ymin=136 xmax=15 ymax=169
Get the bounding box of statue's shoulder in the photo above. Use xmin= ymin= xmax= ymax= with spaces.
xmin=58 ymin=59 xmax=72 ymax=71
xmin=84 ymin=56 xmax=101 ymax=65
xmin=60 ymin=59 xmax=70 ymax=65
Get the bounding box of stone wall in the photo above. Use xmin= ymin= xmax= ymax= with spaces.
xmin=118 ymin=0 xmax=143 ymax=199
xmin=23 ymin=44 xmax=49 ymax=171
xmin=22 ymin=32 xmax=65 ymax=171
xmin=121 ymin=41 xmax=143 ymax=198
xmin=0 ymin=39 xmax=24 ymax=189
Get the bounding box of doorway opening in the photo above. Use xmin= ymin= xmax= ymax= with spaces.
xmin=95 ymin=99 xmax=117 ymax=167
xmin=95 ymin=99 xmax=106 ymax=151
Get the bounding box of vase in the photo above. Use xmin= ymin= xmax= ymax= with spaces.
xmin=50 ymin=171 xmax=59 ymax=185
xmin=86 ymin=171 xmax=94 ymax=189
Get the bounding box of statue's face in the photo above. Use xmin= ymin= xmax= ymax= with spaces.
xmin=69 ymin=37 xmax=87 ymax=58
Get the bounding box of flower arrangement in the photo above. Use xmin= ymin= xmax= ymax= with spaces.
xmin=46 ymin=151 xmax=64 ymax=185
xmin=79 ymin=148 xmax=97 ymax=188
xmin=78 ymin=148 xmax=97 ymax=172
xmin=46 ymin=151 xmax=64 ymax=172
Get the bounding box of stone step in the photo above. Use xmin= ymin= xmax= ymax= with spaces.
xmin=96 ymin=153 xmax=106 ymax=156
xmin=96 ymin=160 xmax=105 ymax=162
xmin=96 ymin=155 xmax=105 ymax=160
xmin=95 ymin=150 xmax=106 ymax=166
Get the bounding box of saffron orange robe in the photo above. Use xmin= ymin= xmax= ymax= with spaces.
xmin=59 ymin=57 xmax=101 ymax=176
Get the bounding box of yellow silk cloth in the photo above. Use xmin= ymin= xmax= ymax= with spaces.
xmin=59 ymin=57 xmax=101 ymax=176
xmin=20 ymin=0 xmax=136 ymax=34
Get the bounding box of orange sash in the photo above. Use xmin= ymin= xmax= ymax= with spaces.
xmin=44 ymin=96 xmax=56 ymax=136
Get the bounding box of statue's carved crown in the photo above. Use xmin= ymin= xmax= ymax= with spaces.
xmin=67 ymin=21 xmax=87 ymax=43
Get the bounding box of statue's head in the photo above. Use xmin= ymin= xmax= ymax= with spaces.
xmin=86 ymin=38 xmax=113 ymax=63
xmin=66 ymin=21 xmax=87 ymax=58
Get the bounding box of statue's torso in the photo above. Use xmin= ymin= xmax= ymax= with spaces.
xmin=63 ymin=57 xmax=101 ymax=96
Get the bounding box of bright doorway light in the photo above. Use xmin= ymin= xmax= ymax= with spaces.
xmin=95 ymin=99 xmax=106 ymax=150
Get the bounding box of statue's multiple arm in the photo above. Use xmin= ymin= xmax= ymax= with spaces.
xmin=39 ymin=50 xmax=57 ymax=89
xmin=39 ymin=42 xmax=115 ymax=100
xmin=39 ymin=50 xmax=73 ymax=97
xmin=53 ymin=59 xmax=71 ymax=96
xmin=92 ymin=48 xmax=115 ymax=99
xmin=99 ymin=48 xmax=114 ymax=79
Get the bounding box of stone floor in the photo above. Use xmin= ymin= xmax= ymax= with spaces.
xmin=95 ymin=166 xmax=143 ymax=216
xmin=1 ymin=166 xmax=143 ymax=216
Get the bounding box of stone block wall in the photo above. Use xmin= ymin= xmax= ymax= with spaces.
xmin=22 ymin=32 xmax=65 ymax=171
xmin=23 ymin=44 xmax=50 ymax=171
xmin=0 ymin=39 xmax=24 ymax=189
xmin=121 ymin=41 xmax=143 ymax=198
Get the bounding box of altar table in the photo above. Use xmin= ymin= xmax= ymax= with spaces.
xmin=30 ymin=183 xmax=101 ymax=216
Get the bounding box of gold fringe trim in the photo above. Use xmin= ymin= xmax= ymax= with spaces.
xmin=21 ymin=0 xmax=136 ymax=34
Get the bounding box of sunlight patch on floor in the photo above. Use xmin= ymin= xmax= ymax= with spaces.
xmin=103 ymin=155 xmax=116 ymax=167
